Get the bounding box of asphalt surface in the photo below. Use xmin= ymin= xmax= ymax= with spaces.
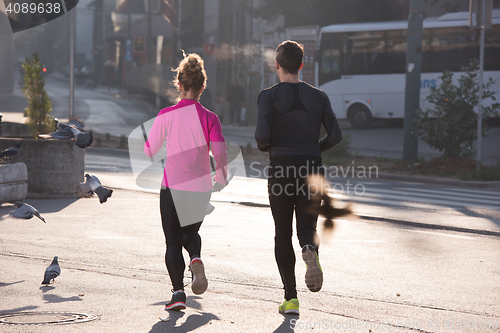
xmin=1 ymin=171 xmax=499 ymax=332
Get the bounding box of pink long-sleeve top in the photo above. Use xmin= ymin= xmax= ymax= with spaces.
xmin=144 ymin=99 xmax=228 ymax=192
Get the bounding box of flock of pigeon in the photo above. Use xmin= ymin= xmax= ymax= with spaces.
xmin=1 ymin=123 xmax=104 ymax=285
xmin=7 ymin=174 xmax=113 ymax=225
xmin=1 ymin=137 xmax=236 ymax=285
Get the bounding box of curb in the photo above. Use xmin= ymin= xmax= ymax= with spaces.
xmin=358 ymin=215 xmax=500 ymax=237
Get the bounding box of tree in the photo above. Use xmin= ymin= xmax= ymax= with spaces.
xmin=414 ymin=59 xmax=500 ymax=159
xmin=22 ymin=53 xmax=54 ymax=137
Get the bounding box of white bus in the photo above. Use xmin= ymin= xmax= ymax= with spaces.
xmin=315 ymin=9 xmax=500 ymax=128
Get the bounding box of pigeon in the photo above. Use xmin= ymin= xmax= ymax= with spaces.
xmin=0 ymin=144 xmax=21 ymax=161
xmin=85 ymin=174 xmax=113 ymax=203
xmin=40 ymin=124 xmax=93 ymax=149
xmin=10 ymin=201 xmax=46 ymax=223
xmin=77 ymin=175 xmax=94 ymax=198
xmin=42 ymin=256 xmax=61 ymax=284
xmin=306 ymin=175 xmax=352 ymax=231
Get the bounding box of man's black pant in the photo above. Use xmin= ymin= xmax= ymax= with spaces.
xmin=268 ymin=156 xmax=323 ymax=300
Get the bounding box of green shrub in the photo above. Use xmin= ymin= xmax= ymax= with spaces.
xmin=119 ymin=135 xmax=127 ymax=148
xmin=415 ymin=59 xmax=500 ymax=158
xmin=331 ymin=133 xmax=351 ymax=157
xmin=22 ymin=53 xmax=53 ymax=137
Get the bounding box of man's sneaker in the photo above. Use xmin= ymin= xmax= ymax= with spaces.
xmin=302 ymin=244 xmax=323 ymax=292
xmin=165 ymin=291 xmax=186 ymax=311
xmin=278 ymin=298 xmax=299 ymax=315
xmin=190 ymin=258 xmax=208 ymax=295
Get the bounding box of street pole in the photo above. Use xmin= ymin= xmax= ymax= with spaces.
xmin=69 ymin=7 xmax=75 ymax=119
xmin=469 ymin=0 xmax=492 ymax=172
xmin=477 ymin=23 xmax=485 ymax=172
xmin=245 ymin=0 xmax=253 ymax=124
xmin=402 ymin=0 xmax=423 ymax=163
xmin=475 ymin=0 xmax=488 ymax=172
xmin=148 ymin=0 xmax=152 ymax=63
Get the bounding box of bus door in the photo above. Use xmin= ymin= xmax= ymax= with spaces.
xmin=317 ymin=33 xmax=344 ymax=117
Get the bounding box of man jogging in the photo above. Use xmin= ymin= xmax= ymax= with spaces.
xmin=255 ymin=40 xmax=342 ymax=315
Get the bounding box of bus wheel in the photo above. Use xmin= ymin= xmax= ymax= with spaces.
xmin=348 ymin=104 xmax=373 ymax=129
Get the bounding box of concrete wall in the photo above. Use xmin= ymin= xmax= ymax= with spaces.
xmin=0 ymin=162 xmax=28 ymax=204
xmin=0 ymin=138 xmax=84 ymax=199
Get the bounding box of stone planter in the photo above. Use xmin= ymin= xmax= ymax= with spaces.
xmin=0 ymin=162 xmax=28 ymax=204
xmin=0 ymin=138 xmax=84 ymax=199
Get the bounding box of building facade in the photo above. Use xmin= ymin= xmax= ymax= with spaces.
xmin=0 ymin=7 xmax=13 ymax=97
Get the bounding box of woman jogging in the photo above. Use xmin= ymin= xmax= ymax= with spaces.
xmin=255 ymin=40 xmax=342 ymax=315
xmin=144 ymin=53 xmax=228 ymax=311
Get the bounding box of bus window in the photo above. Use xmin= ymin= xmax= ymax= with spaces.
xmin=321 ymin=49 xmax=340 ymax=74
xmin=385 ymin=30 xmax=407 ymax=74
xmin=318 ymin=33 xmax=343 ymax=85
xmin=343 ymin=32 xmax=387 ymax=75
xmin=485 ymin=25 xmax=500 ymax=71
xmin=423 ymin=27 xmax=479 ymax=72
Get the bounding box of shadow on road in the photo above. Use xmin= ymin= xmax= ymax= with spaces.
xmin=273 ymin=313 xmax=299 ymax=332
xmin=0 ymin=305 xmax=38 ymax=314
xmin=0 ymin=280 xmax=24 ymax=288
xmin=148 ymin=310 xmax=219 ymax=333
xmin=39 ymin=285 xmax=55 ymax=293
xmin=0 ymin=198 xmax=80 ymax=221
xmin=186 ymin=295 xmax=203 ymax=310
xmin=42 ymin=294 xmax=82 ymax=303
xmin=456 ymin=206 xmax=500 ymax=225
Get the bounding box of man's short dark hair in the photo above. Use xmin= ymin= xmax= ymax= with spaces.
xmin=275 ymin=41 xmax=304 ymax=75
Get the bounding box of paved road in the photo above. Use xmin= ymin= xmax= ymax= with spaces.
xmin=1 ymin=173 xmax=499 ymax=332
xmin=44 ymin=76 xmax=156 ymax=137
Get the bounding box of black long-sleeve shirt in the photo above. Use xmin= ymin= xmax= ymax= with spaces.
xmin=255 ymin=81 xmax=342 ymax=159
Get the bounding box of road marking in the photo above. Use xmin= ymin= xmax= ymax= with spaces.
xmin=362 ymin=188 xmax=500 ymax=206
xmin=330 ymin=239 xmax=387 ymax=243
xmin=436 ymin=187 xmax=500 ymax=196
xmin=403 ymin=229 xmax=475 ymax=240
xmin=399 ymin=187 xmax=500 ymax=201
xmin=340 ymin=189 xmax=500 ymax=210
xmin=333 ymin=194 xmax=447 ymax=210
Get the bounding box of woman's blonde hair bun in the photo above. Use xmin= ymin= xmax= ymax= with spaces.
xmin=174 ymin=52 xmax=207 ymax=95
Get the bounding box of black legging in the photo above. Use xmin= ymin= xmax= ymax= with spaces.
xmin=160 ymin=188 xmax=211 ymax=291
xmin=268 ymin=156 xmax=323 ymax=301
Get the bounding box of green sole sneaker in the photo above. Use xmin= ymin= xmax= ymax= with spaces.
xmin=302 ymin=244 xmax=323 ymax=292
xmin=278 ymin=298 xmax=299 ymax=315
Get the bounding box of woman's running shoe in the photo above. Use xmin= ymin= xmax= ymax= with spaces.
xmin=190 ymin=258 xmax=208 ymax=295
xmin=302 ymin=244 xmax=323 ymax=292
xmin=165 ymin=291 xmax=186 ymax=311
xmin=278 ymin=298 xmax=299 ymax=315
